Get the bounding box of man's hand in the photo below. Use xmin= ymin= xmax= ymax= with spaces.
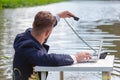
xmin=57 ymin=11 xmax=75 ymax=18
xmin=74 ymin=52 xmax=91 ymax=63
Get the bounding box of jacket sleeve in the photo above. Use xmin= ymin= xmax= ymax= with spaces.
xmin=16 ymin=40 xmax=74 ymax=66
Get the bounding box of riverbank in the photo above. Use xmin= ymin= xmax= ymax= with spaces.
xmin=0 ymin=0 xmax=65 ymax=9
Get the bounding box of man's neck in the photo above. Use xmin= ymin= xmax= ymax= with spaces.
xmin=31 ymin=30 xmax=44 ymax=44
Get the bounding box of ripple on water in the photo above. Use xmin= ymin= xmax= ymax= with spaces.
xmin=0 ymin=1 xmax=120 ymax=80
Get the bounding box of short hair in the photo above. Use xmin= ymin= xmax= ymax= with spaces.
xmin=33 ymin=11 xmax=56 ymax=35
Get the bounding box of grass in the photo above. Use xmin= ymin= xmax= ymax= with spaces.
xmin=0 ymin=0 xmax=65 ymax=9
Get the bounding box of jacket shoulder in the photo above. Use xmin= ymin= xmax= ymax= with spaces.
xmin=13 ymin=33 xmax=38 ymax=50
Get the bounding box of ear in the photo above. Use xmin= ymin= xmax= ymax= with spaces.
xmin=44 ymin=28 xmax=52 ymax=38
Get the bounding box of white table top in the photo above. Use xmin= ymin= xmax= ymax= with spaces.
xmin=34 ymin=55 xmax=114 ymax=72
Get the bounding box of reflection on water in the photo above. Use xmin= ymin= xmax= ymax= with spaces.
xmin=0 ymin=1 xmax=120 ymax=80
xmin=0 ymin=10 xmax=6 ymax=80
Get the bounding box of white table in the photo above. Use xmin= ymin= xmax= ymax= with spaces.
xmin=34 ymin=55 xmax=114 ymax=80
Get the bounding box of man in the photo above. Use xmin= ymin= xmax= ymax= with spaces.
xmin=13 ymin=11 xmax=91 ymax=80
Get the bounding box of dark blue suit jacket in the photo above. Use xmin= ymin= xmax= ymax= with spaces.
xmin=13 ymin=28 xmax=74 ymax=80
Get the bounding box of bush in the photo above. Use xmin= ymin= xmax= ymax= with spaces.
xmin=0 ymin=0 xmax=64 ymax=8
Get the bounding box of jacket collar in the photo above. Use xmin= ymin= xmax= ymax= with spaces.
xmin=25 ymin=28 xmax=43 ymax=47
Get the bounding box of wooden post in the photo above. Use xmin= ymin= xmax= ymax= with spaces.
xmin=41 ymin=71 xmax=47 ymax=80
xmin=60 ymin=71 xmax=64 ymax=80
xmin=102 ymin=72 xmax=111 ymax=80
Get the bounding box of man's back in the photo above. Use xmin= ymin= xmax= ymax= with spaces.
xmin=13 ymin=11 xmax=91 ymax=80
xmin=13 ymin=28 xmax=74 ymax=80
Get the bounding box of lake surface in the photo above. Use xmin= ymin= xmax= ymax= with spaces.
xmin=0 ymin=1 xmax=120 ymax=80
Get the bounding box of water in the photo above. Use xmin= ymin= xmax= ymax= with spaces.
xmin=0 ymin=1 xmax=120 ymax=80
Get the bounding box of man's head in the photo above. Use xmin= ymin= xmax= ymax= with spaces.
xmin=32 ymin=11 xmax=56 ymax=43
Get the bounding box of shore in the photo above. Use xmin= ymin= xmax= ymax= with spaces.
xmin=0 ymin=0 xmax=65 ymax=9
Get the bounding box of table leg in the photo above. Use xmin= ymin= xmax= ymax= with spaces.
xmin=102 ymin=72 xmax=111 ymax=80
xmin=60 ymin=71 xmax=64 ymax=80
xmin=41 ymin=71 xmax=47 ymax=80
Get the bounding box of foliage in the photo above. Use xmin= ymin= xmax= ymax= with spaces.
xmin=0 ymin=0 xmax=64 ymax=9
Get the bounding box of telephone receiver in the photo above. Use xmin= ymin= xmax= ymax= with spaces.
xmin=67 ymin=14 xmax=79 ymax=21
xmin=72 ymin=16 xmax=79 ymax=21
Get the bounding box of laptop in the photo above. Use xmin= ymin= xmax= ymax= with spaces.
xmin=80 ymin=40 xmax=107 ymax=63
